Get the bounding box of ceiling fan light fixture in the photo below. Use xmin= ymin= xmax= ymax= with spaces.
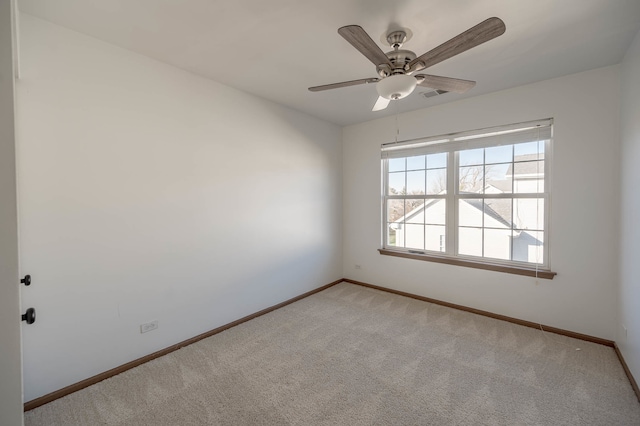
xmin=376 ymin=74 xmax=417 ymax=100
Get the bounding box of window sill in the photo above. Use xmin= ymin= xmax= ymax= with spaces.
xmin=378 ymin=248 xmax=557 ymax=280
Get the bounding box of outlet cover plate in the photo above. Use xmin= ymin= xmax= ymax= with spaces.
xmin=140 ymin=320 xmax=158 ymax=334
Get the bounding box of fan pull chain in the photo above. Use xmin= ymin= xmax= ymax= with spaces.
xmin=395 ymin=100 xmax=400 ymax=143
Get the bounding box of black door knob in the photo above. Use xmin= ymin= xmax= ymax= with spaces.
xmin=21 ymin=275 xmax=31 ymax=286
xmin=21 ymin=308 xmax=36 ymax=324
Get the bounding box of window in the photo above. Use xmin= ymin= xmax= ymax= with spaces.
xmin=381 ymin=119 xmax=554 ymax=277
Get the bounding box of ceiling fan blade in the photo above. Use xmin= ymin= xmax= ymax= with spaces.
xmin=338 ymin=25 xmax=392 ymax=67
xmin=372 ymin=96 xmax=390 ymax=111
xmin=407 ymin=17 xmax=505 ymax=73
xmin=415 ymin=74 xmax=476 ymax=93
xmin=308 ymin=78 xmax=378 ymax=92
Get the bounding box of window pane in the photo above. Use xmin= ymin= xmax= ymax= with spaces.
xmin=485 ymin=145 xmax=512 ymax=164
xmin=513 ymin=199 xmax=544 ymax=231
xmin=427 ymin=168 xmax=447 ymax=195
xmin=405 ymin=224 xmax=425 ymax=250
xmin=459 ymin=148 xmax=483 ymax=166
xmin=427 ymin=152 xmax=447 ymax=169
xmin=459 ymin=166 xmax=485 ymax=193
xmin=387 ymin=223 xmax=403 ymax=248
xmin=459 ymin=199 xmax=483 ymax=227
xmin=406 ymin=155 xmax=425 ymax=171
xmin=387 ymin=199 xmax=405 ymax=223
xmin=388 ymin=171 xmax=405 ymax=195
xmin=513 ymin=161 xmax=544 ymax=193
xmin=458 ymin=227 xmax=482 ymax=257
xmin=406 ymin=200 xmax=426 ymax=224
xmin=485 ymin=163 xmax=512 ymax=194
xmin=513 ymin=230 xmax=543 ymax=264
xmin=389 ymin=157 xmax=405 ymax=172
xmin=426 ymin=225 xmax=446 ymax=252
xmin=484 ymin=228 xmax=512 ymax=260
xmin=484 ymin=199 xmax=511 ymax=229
xmin=425 ymin=199 xmax=446 ymax=225
xmin=514 ymin=141 xmax=545 ymax=160
xmin=407 ymin=170 xmax=426 ymax=195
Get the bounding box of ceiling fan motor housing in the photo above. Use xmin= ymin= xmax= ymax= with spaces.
xmin=386 ymin=50 xmax=416 ymax=69
xmin=378 ymin=50 xmax=417 ymax=77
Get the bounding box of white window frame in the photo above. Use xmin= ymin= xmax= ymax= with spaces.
xmin=381 ymin=119 xmax=553 ymax=273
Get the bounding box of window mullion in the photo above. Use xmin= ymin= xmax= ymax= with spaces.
xmin=544 ymin=137 xmax=552 ymax=268
xmin=382 ymin=159 xmax=389 ymax=248
xmin=481 ymin=151 xmax=486 ymax=258
xmin=543 ymin=192 xmax=550 ymax=267
xmin=447 ymin=151 xmax=457 ymax=256
xmin=510 ymin=198 xmax=514 ymax=261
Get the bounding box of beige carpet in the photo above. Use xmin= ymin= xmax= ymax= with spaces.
xmin=25 ymin=282 xmax=640 ymax=425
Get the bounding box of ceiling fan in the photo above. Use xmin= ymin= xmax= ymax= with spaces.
xmin=309 ymin=18 xmax=506 ymax=111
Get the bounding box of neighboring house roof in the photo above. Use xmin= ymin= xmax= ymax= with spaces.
xmin=392 ymin=198 xmax=512 ymax=229
xmin=506 ymin=154 xmax=544 ymax=177
xmin=514 ymin=153 xmax=545 ymax=161
xmin=394 ymin=198 xmax=441 ymax=224
xmin=464 ymin=199 xmax=512 ymax=228
xmin=485 ymin=180 xmax=512 ymax=193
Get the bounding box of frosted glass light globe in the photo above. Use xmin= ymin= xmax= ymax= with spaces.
xmin=376 ymin=74 xmax=417 ymax=100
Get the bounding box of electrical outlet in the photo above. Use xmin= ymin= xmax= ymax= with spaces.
xmin=140 ymin=320 xmax=158 ymax=334
xmin=355 ymin=264 xmax=362 ymax=269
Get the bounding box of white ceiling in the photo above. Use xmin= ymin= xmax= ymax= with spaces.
xmin=18 ymin=0 xmax=640 ymax=126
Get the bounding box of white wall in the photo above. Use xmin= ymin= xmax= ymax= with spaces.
xmin=16 ymin=14 xmax=342 ymax=402
xmin=619 ymin=29 xmax=640 ymax=386
xmin=0 ymin=1 xmax=24 ymax=425
xmin=343 ymin=65 xmax=621 ymax=340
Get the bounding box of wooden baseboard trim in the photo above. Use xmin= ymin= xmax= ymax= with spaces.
xmin=342 ymin=278 xmax=615 ymax=347
xmin=25 ymin=278 xmax=631 ymax=411
xmin=23 ymin=279 xmax=343 ymax=412
xmin=614 ymin=343 xmax=640 ymax=403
